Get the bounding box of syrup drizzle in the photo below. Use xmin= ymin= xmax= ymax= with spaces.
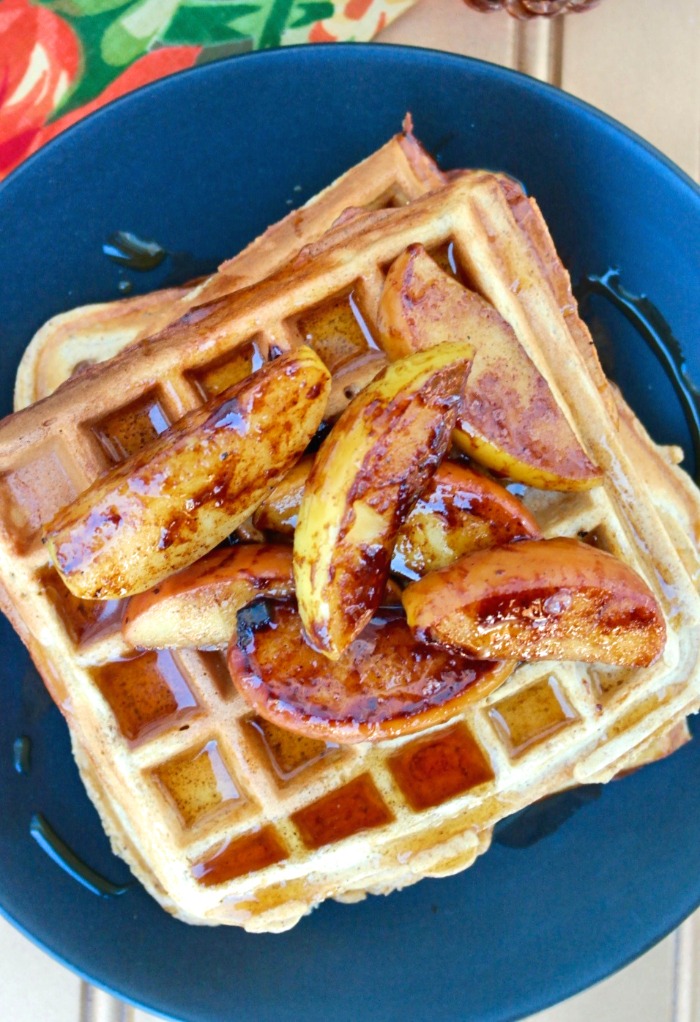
xmin=102 ymin=232 xmax=221 ymax=294
xmin=102 ymin=231 xmax=167 ymax=271
xmin=13 ymin=736 xmax=30 ymax=774
xmin=29 ymin=814 xmax=130 ymax=897
xmin=576 ymin=268 xmax=700 ymax=481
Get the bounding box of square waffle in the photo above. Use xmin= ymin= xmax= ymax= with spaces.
xmin=1 ymin=167 xmax=699 ymax=933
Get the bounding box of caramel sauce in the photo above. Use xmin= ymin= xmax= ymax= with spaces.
xmin=102 ymin=231 xmax=167 ymax=271
xmin=488 ymin=675 xmax=577 ymax=757
xmin=295 ymin=289 xmax=378 ymax=373
xmin=40 ymin=567 xmax=124 ymax=645
xmin=244 ymin=715 xmax=340 ymax=783
xmin=389 ymin=723 xmax=494 ymax=811
xmin=474 ymin=585 xmax=574 ymax=629
xmin=576 ymin=268 xmax=700 ymax=481
xmin=153 ymin=739 xmax=241 ymax=828
xmin=92 ymin=650 xmax=199 ymax=743
xmin=91 ymin=393 xmax=170 ymax=463
xmin=291 ymin=773 xmax=393 ymax=849
xmin=192 ymin=825 xmax=288 ymax=886
xmin=188 ymin=338 xmax=266 ymax=399
xmin=494 ymin=785 xmax=603 ymax=849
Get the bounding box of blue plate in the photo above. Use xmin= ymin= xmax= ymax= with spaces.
xmin=1 ymin=44 xmax=699 ymax=1022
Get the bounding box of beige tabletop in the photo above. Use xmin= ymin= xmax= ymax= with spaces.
xmin=2 ymin=0 xmax=699 ymax=1019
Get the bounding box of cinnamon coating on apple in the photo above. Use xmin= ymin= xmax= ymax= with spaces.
xmin=377 ymin=244 xmax=602 ymax=490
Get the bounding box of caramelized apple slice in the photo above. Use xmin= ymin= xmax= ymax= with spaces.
xmin=377 ymin=245 xmax=601 ymax=490
xmin=123 ymin=543 xmax=401 ymax=649
xmin=293 ymin=342 xmax=473 ymax=660
xmin=44 ymin=347 xmax=330 ymax=600
xmin=392 ymin=460 xmax=542 ymax=580
xmin=123 ymin=544 xmax=294 ymax=649
xmin=402 ymin=537 xmax=666 ymax=666
xmin=229 ymin=601 xmax=514 ymax=743
xmin=255 ymin=456 xmax=541 ymax=577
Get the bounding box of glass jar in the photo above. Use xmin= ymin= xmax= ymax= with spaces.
xmin=462 ymin=0 xmax=601 ymax=17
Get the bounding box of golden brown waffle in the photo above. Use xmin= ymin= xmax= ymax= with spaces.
xmin=14 ymin=128 xmax=445 ymax=411
xmin=1 ymin=171 xmax=699 ymax=932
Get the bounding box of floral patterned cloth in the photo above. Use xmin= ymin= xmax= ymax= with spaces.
xmin=0 ymin=0 xmax=415 ymax=180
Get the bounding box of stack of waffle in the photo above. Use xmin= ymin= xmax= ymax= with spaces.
xmin=1 ymin=128 xmax=698 ymax=933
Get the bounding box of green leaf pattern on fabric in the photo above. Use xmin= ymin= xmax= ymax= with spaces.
xmin=42 ymin=0 xmax=345 ymax=64
xmin=291 ymin=3 xmax=334 ymax=28
xmin=163 ymin=6 xmax=249 ymax=47
xmin=101 ymin=0 xmax=182 ymax=65
xmin=34 ymin=0 xmax=410 ymax=121
xmin=67 ymin=0 xmax=133 ymax=15
xmin=180 ymin=2 xmax=267 ymax=48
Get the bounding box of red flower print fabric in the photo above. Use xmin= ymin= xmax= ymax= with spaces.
xmin=0 ymin=0 xmax=415 ymax=181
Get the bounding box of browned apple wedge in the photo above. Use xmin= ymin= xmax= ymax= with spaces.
xmin=254 ymin=455 xmax=541 ymax=577
xmin=44 ymin=347 xmax=330 ymax=600
xmin=402 ymin=537 xmax=666 ymax=666
xmin=122 ymin=543 xmax=402 ymax=649
xmin=293 ymin=342 xmax=473 ymax=661
xmin=228 ymin=600 xmax=514 ymax=743
xmin=377 ymin=245 xmax=601 ymax=490
xmin=392 ymin=460 xmax=542 ymax=580
xmin=123 ymin=544 xmax=294 ymax=649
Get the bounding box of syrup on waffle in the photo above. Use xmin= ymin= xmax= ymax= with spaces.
xmin=2 ymin=154 xmax=699 ymax=933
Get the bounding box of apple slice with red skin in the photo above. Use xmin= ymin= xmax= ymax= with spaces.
xmin=377 ymin=245 xmax=601 ymax=491
xmin=402 ymin=537 xmax=666 ymax=667
xmin=228 ymin=600 xmax=513 ymax=743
